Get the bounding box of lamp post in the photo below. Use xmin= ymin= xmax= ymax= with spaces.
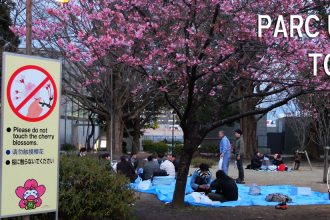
xmin=26 ymin=0 xmax=32 ymax=55
xmin=23 ymin=2 xmax=32 ymax=220
xmin=171 ymin=110 xmax=175 ymax=153
xmin=323 ymin=146 xmax=330 ymax=183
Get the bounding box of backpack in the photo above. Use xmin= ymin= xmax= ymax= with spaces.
xmin=278 ymin=164 xmax=286 ymax=172
xmin=266 ymin=193 xmax=292 ymax=203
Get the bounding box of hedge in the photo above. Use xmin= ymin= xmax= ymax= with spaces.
xmin=142 ymin=140 xmax=168 ymax=154
xmin=59 ymin=156 xmax=135 ymax=220
xmin=191 ymin=157 xmax=217 ymax=168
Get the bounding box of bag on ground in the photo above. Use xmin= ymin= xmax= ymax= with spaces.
xmin=249 ymin=183 xmax=261 ymax=195
xmin=137 ymin=179 xmax=152 ymax=190
xmin=265 ymin=193 xmax=292 ymax=203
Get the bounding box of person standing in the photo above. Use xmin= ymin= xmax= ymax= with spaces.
xmin=234 ymin=129 xmax=245 ymax=184
xmin=218 ymin=130 xmax=231 ymax=175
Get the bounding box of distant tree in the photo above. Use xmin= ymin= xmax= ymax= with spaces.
xmin=304 ymin=93 xmax=330 ymax=151
xmin=12 ymin=0 xmax=163 ymax=158
xmin=283 ymin=99 xmax=311 ymax=152
xmin=0 ymin=0 xmax=19 ymax=72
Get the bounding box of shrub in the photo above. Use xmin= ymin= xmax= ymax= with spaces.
xmin=191 ymin=157 xmax=216 ymax=168
xmin=173 ymin=143 xmax=184 ymax=156
xmin=142 ymin=140 xmax=154 ymax=152
xmin=61 ymin=143 xmax=76 ymax=151
xmin=59 ymin=156 xmax=135 ymax=220
xmin=143 ymin=141 xmax=168 ymax=154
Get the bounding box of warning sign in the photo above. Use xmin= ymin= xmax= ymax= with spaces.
xmin=7 ymin=65 xmax=57 ymax=122
xmin=0 ymin=53 xmax=61 ymax=218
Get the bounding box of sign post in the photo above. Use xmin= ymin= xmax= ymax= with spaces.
xmin=0 ymin=52 xmax=61 ymax=218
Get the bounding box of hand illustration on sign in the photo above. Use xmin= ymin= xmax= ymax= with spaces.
xmin=15 ymin=179 xmax=46 ymax=210
xmin=14 ymin=75 xmax=54 ymax=118
xmin=7 ymin=65 xmax=57 ymax=122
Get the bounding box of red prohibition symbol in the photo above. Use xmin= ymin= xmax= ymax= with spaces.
xmin=7 ymin=65 xmax=58 ymax=122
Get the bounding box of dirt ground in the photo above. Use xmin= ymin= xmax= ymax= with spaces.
xmin=133 ymin=160 xmax=330 ymax=220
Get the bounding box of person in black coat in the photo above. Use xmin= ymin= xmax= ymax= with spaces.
xmin=272 ymin=153 xmax=284 ymax=166
xmin=251 ymin=151 xmax=263 ymax=170
xmin=208 ymin=170 xmax=238 ymax=202
xmin=116 ymin=155 xmax=137 ymax=182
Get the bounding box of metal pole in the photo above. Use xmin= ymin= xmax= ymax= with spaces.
xmin=172 ymin=112 xmax=174 ymax=153
xmin=323 ymin=146 xmax=330 ymax=183
xmin=304 ymin=150 xmax=313 ymax=171
xmin=110 ymin=71 xmax=113 ymax=162
xmin=23 ymin=2 xmax=32 ymax=219
xmin=26 ymin=0 xmax=32 ymax=55
xmin=64 ymin=98 xmax=67 ymax=144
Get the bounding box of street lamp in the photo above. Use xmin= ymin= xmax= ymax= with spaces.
xmin=26 ymin=0 xmax=32 ymax=55
xmin=171 ymin=110 xmax=175 ymax=153
xmin=56 ymin=0 xmax=70 ymax=7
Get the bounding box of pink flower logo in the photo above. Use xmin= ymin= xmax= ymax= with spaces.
xmin=15 ymin=179 xmax=46 ymax=210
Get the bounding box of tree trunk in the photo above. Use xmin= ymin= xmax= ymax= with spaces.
xmin=307 ymin=125 xmax=321 ymax=159
xmin=240 ymin=115 xmax=257 ymax=158
xmin=306 ymin=143 xmax=320 ymax=160
xmin=131 ymin=120 xmax=141 ymax=154
xmin=106 ymin=117 xmax=112 ymax=154
xmin=172 ymin=135 xmax=200 ymax=208
xmin=113 ymin=108 xmax=124 ymax=159
xmin=131 ymin=133 xmax=140 ymax=155
xmin=238 ymin=81 xmax=258 ymax=159
xmin=85 ymin=113 xmax=95 ymax=151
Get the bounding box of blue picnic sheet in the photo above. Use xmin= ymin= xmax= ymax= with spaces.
xmin=131 ymin=176 xmax=330 ymax=207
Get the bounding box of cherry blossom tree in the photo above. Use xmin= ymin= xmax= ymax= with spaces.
xmin=12 ymin=0 xmax=330 ymax=207
xmin=115 ymin=0 xmax=329 ymax=206
xmin=12 ymin=0 xmax=164 ymax=157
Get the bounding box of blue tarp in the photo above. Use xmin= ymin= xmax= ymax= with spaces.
xmin=131 ymin=177 xmax=330 ymax=207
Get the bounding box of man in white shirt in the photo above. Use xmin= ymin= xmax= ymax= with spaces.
xmin=160 ymin=154 xmax=176 ymax=177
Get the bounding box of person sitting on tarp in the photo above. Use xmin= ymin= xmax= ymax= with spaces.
xmin=208 ymin=170 xmax=238 ymax=202
xmin=142 ymin=155 xmax=160 ymax=180
xmin=190 ymin=163 xmax=212 ymax=194
xmin=260 ymin=154 xmax=270 ymax=170
xmin=168 ymin=153 xmax=179 ymax=174
xmin=247 ymin=151 xmax=263 ymax=170
xmin=159 ymin=154 xmax=176 ymax=177
xmin=272 ymin=153 xmax=284 ymax=166
xmin=117 ymin=155 xmax=137 ymax=182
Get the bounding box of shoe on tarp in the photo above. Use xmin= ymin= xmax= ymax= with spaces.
xmin=275 ymin=202 xmax=288 ymax=210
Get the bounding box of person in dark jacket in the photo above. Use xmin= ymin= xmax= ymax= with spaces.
xmin=142 ymin=155 xmax=160 ymax=180
xmin=168 ymin=153 xmax=179 ymax=173
xmin=116 ymin=155 xmax=137 ymax=182
xmin=234 ymin=129 xmax=245 ymax=184
xmin=248 ymin=151 xmax=263 ymax=170
xmin=208 ymin=170 xmax=238 ymax=202
xmin=293 ymin=152 xmax=302 ymax=170
xmin=272 ymin=153 xmax=284 ymax=166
